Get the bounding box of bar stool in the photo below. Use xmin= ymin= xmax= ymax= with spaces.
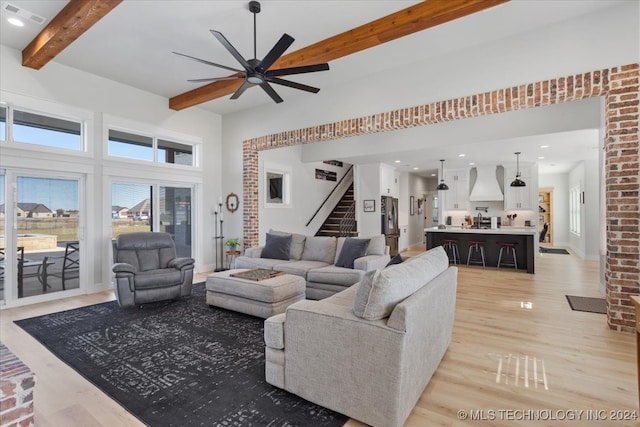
xmin=442 ymin=239 xmax=460 ymax=264
xmin=497 ymin=242 xmax=518 ymax=270
xmin=466 ymin=240 xmax=486 ymax=267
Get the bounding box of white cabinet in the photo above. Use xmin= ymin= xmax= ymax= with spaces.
xmin=504 ymin=166 xmax=535 ymax=210
xmin=380 ymin=165 xmax=399 ymax=197
xmin=443 ymin=169 xmax=469 ymax=210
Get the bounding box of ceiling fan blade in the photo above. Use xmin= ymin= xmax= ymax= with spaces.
xmin=210 ymin=30 xmax=252 ymax=71
xmin=172 ymin=51 xmax=244 ymax=73
xmin=230 ymin=80 xmax=252 ymax=100
xmin=187 ymin=76 xmax=243 ymax=83
xmin=257 ymin=33 xmax=295 ymax=73
xmin=266 ymin=63 xmax=329 ymax=77
xmin=259 ymin=82 xmax=284 ymax=103
xmin=266 ymin=77 xmax=320 ymax=93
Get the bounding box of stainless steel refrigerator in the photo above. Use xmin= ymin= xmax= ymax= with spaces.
xmin=381 ymin=196 xmax=399 ymax=256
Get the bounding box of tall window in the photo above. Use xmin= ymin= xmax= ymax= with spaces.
xmin=111 ymin=183 xmax=152 ymax=237
xmin=569 ymin=185 xmax=581 ymax=236
xmin=0 ymin=106 xmax=6 ymax=141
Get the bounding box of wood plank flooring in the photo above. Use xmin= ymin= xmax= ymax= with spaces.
xmin=0 ymin=249 xmax=636 ymax=426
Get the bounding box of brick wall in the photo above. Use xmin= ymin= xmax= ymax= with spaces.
xmin=0 ymin=342 xmax=35 ymax=427
xmin=242 ymin=63 xmax=639 ymax=332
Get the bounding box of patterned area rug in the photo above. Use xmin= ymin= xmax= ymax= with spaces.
xmin=15 ymin=283 xmax=348 ymax=427
xmin=565 ymin=295 xmax=607 ymax=314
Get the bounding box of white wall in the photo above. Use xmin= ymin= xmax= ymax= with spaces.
xmin=567 ymin=160 xmax=600 ymax=260
xmin=0 ymin=46 xmax=222 ymax=301
xmin=220 ymin=2 xmax=639 ymax=243
xmin=257 ymin=145 xmax=351 ymax=242
xmin=354 ymin=164 xmax=382 ymax=237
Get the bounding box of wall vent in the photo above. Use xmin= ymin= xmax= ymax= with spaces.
xmin=2 ymin=2 xmax=47 ymax=25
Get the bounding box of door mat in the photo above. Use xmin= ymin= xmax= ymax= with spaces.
xmin=565 ymin=295 xmax=607 ymax=314
xmin=541 ymin=247 xmax=570 ymax=254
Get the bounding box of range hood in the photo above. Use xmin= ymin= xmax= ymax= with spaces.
xmin=469 ymin=166 xmax=504 ymax=201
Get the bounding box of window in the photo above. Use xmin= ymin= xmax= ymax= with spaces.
xmin=158 ymin=139 xmax=193 ymax=166
xmin=0 ymin=106 xmax=6 ymax=141
xmin=265 ymin=168 xmax=290 ymax=206
xmin=108 ymin=130 xmax=153 ymax=161
xmin=569 ymin=185 xmax=581 ymax=236
xmin=107 ymin=129 xmax=195 ymax=167
xmin=1 ymin=107 xmax=83 ymax=151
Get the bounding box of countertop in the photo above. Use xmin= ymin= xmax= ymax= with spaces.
xmin=424 ymin=226 xmax=537 ymax=236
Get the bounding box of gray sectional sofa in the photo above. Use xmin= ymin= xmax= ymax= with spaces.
xmin=264 ymin=246 xmax=458 ymax=427
xmin=235 ymin=230 xmax=390 ymax=299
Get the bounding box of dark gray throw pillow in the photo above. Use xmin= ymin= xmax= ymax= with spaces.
xmin=261 ymin=233 xmax=292 ymax=260
xmin=386 ymin=254 xmax=404 ymax=267
xmin=335 ymin=238 xmax=371 ymax=269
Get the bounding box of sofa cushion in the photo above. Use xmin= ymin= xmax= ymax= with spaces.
xmin=353 ymin=246 xmax=449 ymax=320
xmin=364 ymin=234 xmax=386 ymax=256
xmin=307 ymin=265 xmax=365 ymax=286
xmin=235 ymin=256 xmax=284 ymax=270
xmin=335 ymin=238 xmax=371 ymax=269
xmin=269 ymin=229 xmax=306 ymax=260
xmin=134 ymin=268 xmax=183 ymax=289
xmin=261 ymin=233 xmax=292 ymax=260
xmin=386 ymin=254 xmax=404 ymax=267
xmin=302 ymin=236 xmax=336 ymax=264
xmin=274 ymin=260 xmax=330 ymax=278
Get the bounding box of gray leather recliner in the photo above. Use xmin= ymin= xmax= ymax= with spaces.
xmin=112 ymin=232 xmax=195 ymax=308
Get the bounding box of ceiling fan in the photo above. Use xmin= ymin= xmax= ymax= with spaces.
xmin=173 ymin=1 xmax=329 ymax=104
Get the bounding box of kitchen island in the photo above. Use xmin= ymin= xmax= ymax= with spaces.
xmin=425 ymin=227 xmax=538 ymax=273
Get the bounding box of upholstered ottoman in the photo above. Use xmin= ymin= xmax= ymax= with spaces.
xmin=206 ymin=269 xmax=306 ymax=318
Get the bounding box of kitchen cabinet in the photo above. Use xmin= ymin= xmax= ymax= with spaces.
xmin=443 ymin=169 xmax=469 ymax=210
xmin=504 ymin=166 xmax=534 ymax=210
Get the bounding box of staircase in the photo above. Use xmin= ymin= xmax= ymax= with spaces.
xmin=316 ymin=184 xmax=357 ymax=237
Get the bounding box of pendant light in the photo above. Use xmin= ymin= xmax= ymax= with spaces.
xmin=510 ymin=152 xmax=526 ymax=187
xmin=437 ymin=159 xmax=449 ymax=190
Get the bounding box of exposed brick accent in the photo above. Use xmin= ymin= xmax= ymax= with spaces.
xmin=242 ymin=63 xmax=640 ymax=332
xmin=0 ymin=342 xmax=35 ymax=427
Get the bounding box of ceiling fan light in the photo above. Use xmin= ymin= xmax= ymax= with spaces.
xmin=247 ymin=74 xmax=264 ymax=84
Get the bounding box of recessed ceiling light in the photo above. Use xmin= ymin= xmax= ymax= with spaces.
xmin=538 ymin=156 xmax=544 ymax=160
xmin=469 ymin=162 xmax=475 ymax=166
xmin=458 ymin=154 xmax=465 ymax=157
xmin=7 ymin=17 xmax=24 ymax=27
xmin=412 ymin=167 xmax=419 ymax=170
xmin=394 ymin=160 xmax=401 ymax=163
xmin=540 ymin=145 xmax=549 ymax=149
xmin=431 ymin=173 xmax=436 ymax=177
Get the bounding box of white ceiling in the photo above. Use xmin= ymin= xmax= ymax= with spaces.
xmin=1 ymin=0 xmax=621 ymax=175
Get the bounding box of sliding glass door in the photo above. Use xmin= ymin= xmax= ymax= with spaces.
xmin=111 ymin=182 xmax=192 ymax=257
xmin=1 ymin=173 xmax=82 ymax=300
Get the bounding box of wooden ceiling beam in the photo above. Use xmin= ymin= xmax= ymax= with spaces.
xmin=169 ymin=0 xmax=509 ymax=111
xmin=22 ymin=0 xmax=123 ymax=70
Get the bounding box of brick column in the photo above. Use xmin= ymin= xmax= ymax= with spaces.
xmin=242 ymin=140 xmax=259 ymax=248
xmin=0 ymin=342 xmax=35 ymax=427
xmin=605 ymin=64 xmax=640 ymax=332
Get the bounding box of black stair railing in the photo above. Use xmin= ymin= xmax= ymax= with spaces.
xmin=338 ymin=202 xmax=356 ymax=236
xmin=305 ymin=165 xmax=353 ymax=227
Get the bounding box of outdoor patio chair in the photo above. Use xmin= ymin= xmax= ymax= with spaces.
xmin=43 ymin=242 xmax=80 ymax=290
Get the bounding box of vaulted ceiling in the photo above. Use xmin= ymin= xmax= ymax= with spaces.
xmin=1 ymin=0 xmax=626 ymax=116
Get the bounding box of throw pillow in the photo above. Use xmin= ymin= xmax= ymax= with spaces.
xmin=335 ymin=238 xmax=371 ymax=269
xmin=385 ymin=254 xmax=404 ymax=267
xmin=261 ymin=233 xmax=292 ymax=260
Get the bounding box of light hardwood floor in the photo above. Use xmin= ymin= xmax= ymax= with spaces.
xmin=0 ymin=249 xmax=636 ymax=427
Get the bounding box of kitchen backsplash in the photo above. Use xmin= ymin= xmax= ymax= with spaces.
xmin=445 ymin=201 xmax=537 ymax=228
